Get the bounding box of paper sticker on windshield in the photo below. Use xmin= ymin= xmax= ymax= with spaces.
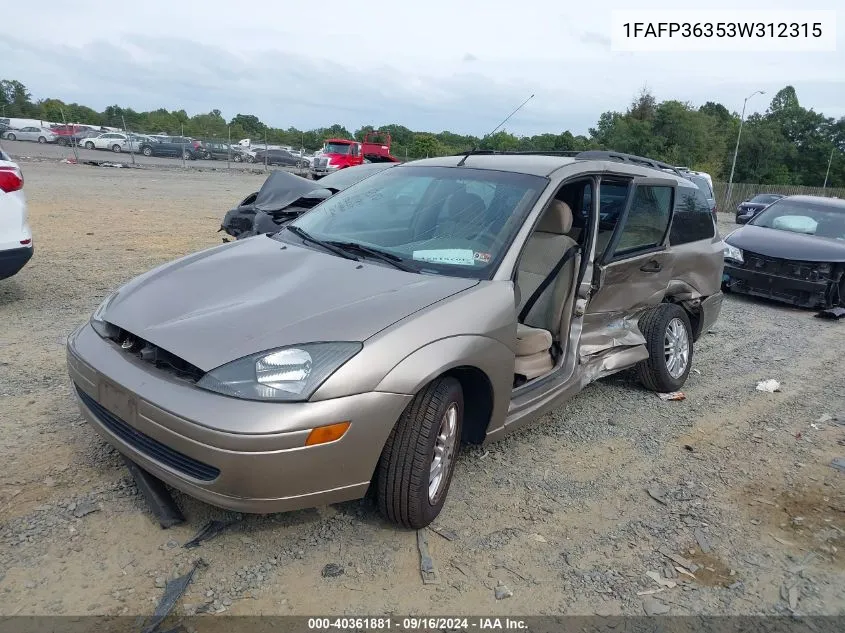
xmin=412 ymin=249 xmax=475 ymax=266
xmin=473 ymin=251 xmax=492 ymax=264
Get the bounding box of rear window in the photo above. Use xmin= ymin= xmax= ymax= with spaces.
xmin=686 ymin=175 xmax=713 ymax=200
xmin=749 ymin=194 xmax=782 ymax=204
xmin=670 ymin=185 xmax=715 ymax=244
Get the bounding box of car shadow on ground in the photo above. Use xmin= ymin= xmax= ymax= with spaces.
xmin=0 ymin=278 xmax=26 ymax=304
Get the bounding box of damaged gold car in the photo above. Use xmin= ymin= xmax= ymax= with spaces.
xmin=67 ymin=150 xmax=724 ymax=529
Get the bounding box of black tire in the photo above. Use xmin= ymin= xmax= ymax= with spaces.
xmin=85 ymin=141 xmax=94 ymax=150
xmin=635 ymin=303 xmax=694 ymax=392
xmin=6 ymin=133 xmax=15 ymax=141
xmin=38 ymin=136 xmax=47 ymax=144
xmin=57 ymin=138 xmax=68 ymax=146
xmin=141 ymin=146 xmax=152 ymax=157
xmin=112 ymin=144 xmax=121 ymax=153
xmin=233 ymin=154 xmax=242 ymax=163
xmin=376 ymin=377 xmax=463 ymax=529
xmin=246 ymin=155 xmax=255 ymax=163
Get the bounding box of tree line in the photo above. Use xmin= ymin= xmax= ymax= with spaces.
xmin=1 ymin=79 xmax=842 ymax=187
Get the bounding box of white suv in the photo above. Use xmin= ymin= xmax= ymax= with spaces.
xmin=0 ymin=148 xmax=32 ymax=280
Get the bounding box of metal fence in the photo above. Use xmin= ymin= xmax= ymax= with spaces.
xmin=714 ymin=181 xmax=845 ymax=212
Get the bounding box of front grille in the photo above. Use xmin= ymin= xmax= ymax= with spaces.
xmin=742 ymin=251 xmax=828 ymax=282
xmin=106 ymin=325 xmax=204 ymax=383
xmin=76 ymin=386 xmax=220 ymax=481
xmin=314 ymin=157 xmax=328 ymax=169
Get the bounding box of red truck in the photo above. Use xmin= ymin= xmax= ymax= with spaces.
xmin=309 ymin=130 xmax=399 ymax=179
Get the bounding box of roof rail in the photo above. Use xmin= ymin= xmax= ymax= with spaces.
xmin=452 ymin=149 xmax=581 ymax=158
xmin=574 ymin=151 xmax=685 ymax=177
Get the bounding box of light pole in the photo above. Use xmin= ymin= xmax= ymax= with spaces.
xmin=724 ymin=90 xmax=765 ymax=211
xmin=822 ymin=147 xmax=834 ymax=189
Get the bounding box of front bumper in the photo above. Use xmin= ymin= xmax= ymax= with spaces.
xmin=0 ymin=244 xmax=33 ymax=280
xmin=310 ymin=164 xmax=340 ymax=176
xmin=723 ymin=263 xmax=836 ymax=309
xmin=66 ymin=323 xmax=412 ymax=513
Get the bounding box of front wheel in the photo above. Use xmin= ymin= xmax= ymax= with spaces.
xmin=246 ymin=155 xmax=255 ymax=163
xmin=6 ymin=133 xmax=16 ymax=141
xmin=38 ymin=136 xmax=47 ymax=144
xmin=376 ymin=377 xmax=463 ymax=529
xmin=85 ymin=141 xmax=95 ymax=150
xmin=112 ymin=144 xmax=122 ymax=153
xmin=636 ymin=303 xmax=693 ymax=393
xmin=141 ymin=146 xmax=152 ymax=156
xmin=233 ymin=154 xmax=242 ymax=163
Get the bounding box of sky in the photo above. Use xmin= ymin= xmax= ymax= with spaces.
xmin=1 ymin=0 xmax=843 ymax=137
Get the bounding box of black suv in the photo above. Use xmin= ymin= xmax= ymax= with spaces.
xmin=139 ymin=136 xmax=201 ymax=159
xmin=196 ymin=141 xmax=239 ymax=160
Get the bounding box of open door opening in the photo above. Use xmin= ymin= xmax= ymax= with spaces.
xmin=513 ymin=179 xmax=593 ymax=388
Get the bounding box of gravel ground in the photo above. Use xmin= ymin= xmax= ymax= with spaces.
xmin=0 ymin=138 xmax=307 ymax=174
xmin=1 ymin=158 xmax=843 ymax=617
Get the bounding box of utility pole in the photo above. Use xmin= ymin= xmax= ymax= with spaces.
xmin=181 ymin=123 xmax=186 ymax=168
xmin=725 ymin=90 xmax=765 ymax=211
xmin=227 ymin=125 xmax=231 ymax=170
xmin=822 ymin=148 xmax=835 ymax=190
xmin=122 ymin=115 xmax=135 ymax=165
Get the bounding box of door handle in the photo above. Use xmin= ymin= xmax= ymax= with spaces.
xmin=640 ymin=260 xmax=662 ymax=273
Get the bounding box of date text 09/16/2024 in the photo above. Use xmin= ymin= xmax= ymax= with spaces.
xmin=307 ymin=617 xmax=528 ymax=630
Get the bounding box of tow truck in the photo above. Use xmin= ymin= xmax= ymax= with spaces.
xmin=310 ymin=130 xmax=399 ymax=179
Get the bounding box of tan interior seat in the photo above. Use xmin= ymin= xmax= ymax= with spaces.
xmin=514 ymin=200 xmax=579 ymax=380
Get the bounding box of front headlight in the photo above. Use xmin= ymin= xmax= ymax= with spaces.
xmin=723 ymin=243 xmax=744 ymax=264
xmin=90 ymin=291 xmax=120 ymax=338
xmin=196 ymin=342 xmax=362 ymax=402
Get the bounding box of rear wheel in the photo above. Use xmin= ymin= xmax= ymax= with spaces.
xmin=38 ymin=136 xmax=47 ymax=144
xmin=376 ymin=377 xmax=463 ymax=529
xmin=111 ymin=144 xmax=122 ymax=153
xmin=57 ymin=138 xmax=68 ymax=146
xmin=636 ymin=303 xmax=693 ymax=393
xmin=233 ymin=154 xmax=242 ymax=163
xmin=246 ymin=155 xmax=255 ymax=163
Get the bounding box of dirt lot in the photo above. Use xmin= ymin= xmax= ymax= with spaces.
xmin=1 ymin=159 xmax=844 ymax=618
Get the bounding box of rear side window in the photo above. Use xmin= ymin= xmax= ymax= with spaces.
xmin=671 ymin=186 xmax=715 ymax=244
xmin=612 ymin=185 xmax=673 ymax=256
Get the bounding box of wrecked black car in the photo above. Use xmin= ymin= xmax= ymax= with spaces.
xmin=723 ymin=195 xmax=845 ymax=309
xmin=220 ymin=163 xmax=398 ymax=239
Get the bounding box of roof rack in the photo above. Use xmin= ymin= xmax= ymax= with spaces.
xmin=573 ymin=151 xmax=685 ymax=177
xmin=450 ymin=149 xmax=688 ymax=177
xmin=452 ymin=149 xmax=580 ymax=158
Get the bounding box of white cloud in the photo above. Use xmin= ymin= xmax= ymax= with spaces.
xmin=1 ymin=0 xmax=842 ymax=135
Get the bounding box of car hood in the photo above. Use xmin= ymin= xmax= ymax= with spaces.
xmin=726 ymin=224 xmax=845 ymax=262
xmin=103 ymin=236 xmax=478 ymax=371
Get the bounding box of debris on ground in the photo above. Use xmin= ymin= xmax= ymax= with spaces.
xmin=830 ymin=457 xmax=845 ymax=473
xmin=815 ymin=307 xmax=845 ymax=320
xmin=321 ymin=563 xmax=344 ymax=578
xmin=642 ymin=595 xmax=670 ymax=615
xmin=183 ymin=520 xmax=238 ymax=549
xmin=658 ymin=547 xmax=699 ymax=573
xmin=417 ymin=530 xmax=439 ymax=585
xmin=494 ymin=581 xmax=513 ymax=600
xmin=429 ymin=525 xmax=459 ymax=541
xmin=647 ymin=487 xmax=668 ymax=505
xmin=123 ymin=458 xmax=185 ymax=529
xmin=756 ymin=379 xmax=781 ymax=393
xmin=529 ymin=533 xmax=547 ymax=543
xmin=788 ymin=585 xmax=800 ymax=610
xmin=657 ymin=391 xmax=686 ymax=401
xmin=141 ymin=558 xmax=206 ymax=633
xmin=645 ymin=570 xmax=676 ymax=589
xmin=694 ymin=529 xmax=713 ymax=553
xmin=72 ymin=499 xmax=99 ymax=518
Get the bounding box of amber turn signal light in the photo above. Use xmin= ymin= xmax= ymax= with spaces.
xmin=305 ymin=421 xmax=351 ymax=446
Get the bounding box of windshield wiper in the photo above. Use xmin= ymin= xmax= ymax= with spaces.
xmin=285 ymin=225 xmax=360 ymax=261
xmin=326 ymin=240 xmax=418 ymax=273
